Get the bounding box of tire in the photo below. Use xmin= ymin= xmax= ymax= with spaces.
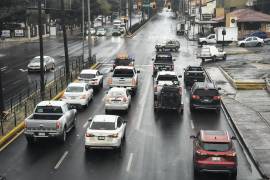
xmin=60 ymin=128 xmax=67 ymax=143
xmin=213 ymin=56 xmax=217 ymax=62
xmin=44 ymin=66 xmax=47 ymax=72
xmin=51 ymin=63 xmax=55 ymax=70
xmin=201 ymin=58 xmax=205 ymax=63
xmin=72 ymin=116 xmax=77 ymax=129
xmin=26 ymin=136 xmax=35 ymax=144
xmin=105 ymin=109 xmax=110 ymax=114
xmin=256 ymin=42 xmax=262 ymax=47
xmin=202 ymin=41 xmax=207 ymax=45
xmin=193 ymin=167 xmax=200 ymax=180
xmin=216 ymin=107 xmax=221 ymax=114
xmin=223 ymin=54 xmax=227 ymax=61
xmin=231 ymin=171 xmax=237 ymax=180
xmin=190 ymin=105 xmax=195 ymax=112
xmin=99 ymin=81 xmax=103 ymax=89
xmin=240 ymin=43 xmax=245 ymax=47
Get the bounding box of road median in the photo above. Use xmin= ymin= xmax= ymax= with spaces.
xmin=0 ymin=63 xmax=100 ymax=151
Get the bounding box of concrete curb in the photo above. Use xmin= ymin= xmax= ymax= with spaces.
xmin=0 ymin=63 xmax=100 ymax=151
xmin=218 ymin=66 xmax=266 ymax=90
xmin=266 ymin=78 xmax=270 ymax=93
xmin=204 ymin=69 xmax=269 ymax=179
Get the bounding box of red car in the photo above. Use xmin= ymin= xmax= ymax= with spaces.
xmin=191 ymin=130 xmax=237 ymax=179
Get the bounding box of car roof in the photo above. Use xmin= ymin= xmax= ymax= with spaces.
xmin=37 ymin=100 xmax=66 ymax=107
xmin=193 ymin=82 xmax=216 ymax=89
xmin=114 ymin=66 xmax=134 ymax=70
xmin=200 ymin=130 xmax=231 ymax=143
xmin=80 ymin=69 xmax=98 ymax=74
xmin=67 ymin=82 xmax=87 ymax=87
xmin=93 ymin=115 xmax=118 ymax=123
xmin=157 ymin=71 xmax=176 ymax=76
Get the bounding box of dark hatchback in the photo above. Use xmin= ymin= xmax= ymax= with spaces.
xmin=190 ymin=82 xmax=221 ymax=112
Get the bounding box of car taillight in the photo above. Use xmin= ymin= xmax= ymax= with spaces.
xmin=108 ymin=133 xmax=118 ymax=138
xmin=56 ymin=121 xmax=61 ymax=129
xmin=192 ymin=95 xmax=200 ymax=100
xmin=80 ymin=94 xmax=87 ymax=99
xmin=108 ymin=77 xmax=112 ymax=85
xmin=213 ymin=96 xmax=221 ymax=100
xmin=132 ymin=78 xmax=136 ymax=86
xmin=196 ymin=150 xmax=208 ymax=156
xmin=226 ymin=152 xmax=236 ymax=157
xmin=123 ymin=97 xmax=127 ymax=102
xmin=85 ymin=133 xmax=95 ymax=137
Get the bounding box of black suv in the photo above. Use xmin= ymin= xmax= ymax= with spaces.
xmin=190 ymin=82 xmax=221 ymax=112
xmin=152 ymin=52 xmax=174 ymax=77
xmin=184 ymin=66 xmax=205 ymax=86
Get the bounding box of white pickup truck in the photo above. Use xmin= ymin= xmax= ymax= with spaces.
xmin=24 ymin=101 xmax=77 ymax=144
xmin=108 ymin=66 xmax=140 ymax=95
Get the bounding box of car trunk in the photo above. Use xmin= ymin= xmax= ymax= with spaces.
xmin=26 ymin=113 xmax=63 ymax=131
xmin=160 ymin=86 xmax=181 ymax=108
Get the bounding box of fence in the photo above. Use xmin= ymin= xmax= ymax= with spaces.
xmin=0 ymin=55 xmax=91 ymax=136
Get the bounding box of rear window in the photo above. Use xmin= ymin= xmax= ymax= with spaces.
xmin=188 ymin=67 xmax=203 ymax=71
xmin=79 ymin=73 xmax=95 ymax=79
xmin=155 ymin=57 xmax=173 ymax=64
xmin=157 ymin=75 xmax=178 ymax=81
xmin=113 ymin=69 xmax=134 ymax=77
xmin=66 ymin=86 xmax=84 ymax=92
xmin=201 ymin=142 xmax=231 ymax=152
xmin=90 ymin=122 xmax=115 ymax=130
xmin=32 ymin=114 xmax=62 ymax=120
xmin=194 ymin=89 xmax=218 ymax=96
xmin=35 ymin=106 xmax=63 ymax=113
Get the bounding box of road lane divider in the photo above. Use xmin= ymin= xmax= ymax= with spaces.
xmin=83 ymin=121 xmax=89 ymax=128
xmin=126 ymin=153 xmax=134 ymax=172
xmin=54 ymin=151 xmax=69 ymax=170
xmin=190 ymin=120 xmax=195 ymax=130
xmin=0 ymin=63 xmax=101 ymax=151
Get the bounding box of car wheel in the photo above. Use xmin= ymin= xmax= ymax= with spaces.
xmin=190 ymin=105 xmax=195 ymax=112
xmin=216 ymin=107 xmax=221 ymax=114
xmin=105 ymin=109 xmax=110 ymax=114
xmin=223 ymin=54 xmax=227 ymax=61
xmin=202 ymin=41 xmax=207 ymax=45
xmin=231 ymin=171 xmax=237 ymax=180
xmin=73 ymin=116 xmax=77 ymax=129
xmin=100 ymin=81 xmax=103 ymax=89
xmin=44 ymin=66 xmax=47 ymax=72
xmin=240 ymin=43 xmax=245 ymax=47
xmin=60 ymin=128 xmax=66 ymax=143
xmin=193 ymin=167 xmax=200 ymax=179
xmin=51 ymin=63 xmax=55 ymax=70
xmin=213 ymin=55 xmax=217 ymax=62
xmin=26 ymin=136 xmax=35 ymax=144
xmin=256 ymin=42 xmax=263 ymax=47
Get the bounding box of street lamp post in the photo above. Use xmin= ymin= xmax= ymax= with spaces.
xmin=87 ymin=0 xmax=92 ymax=65
xmin=82 ymin=0 xmax=85 ymax=61
xmin=222 ymin=28 xmax=226 ymax=51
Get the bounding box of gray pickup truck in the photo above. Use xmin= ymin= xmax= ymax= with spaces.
xmin=24 ymin=101 xmax=77 ymax=143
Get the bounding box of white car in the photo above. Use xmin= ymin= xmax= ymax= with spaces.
xmin=27 ymin=56 xmax=55 ymax=72
xmin=85 ymin=115 xmax=126 ymax=151
xmin=197 ymin=45 xmax=226 ymax=62
xmin=96 ymin=28 xmax=106 ymax=36
xmin=61 ymin=82 xmax=93 ymax=109
xmin=86 ymin=28 xmax=96 ymax=35
xmin=78 ymin=69 xmax=103 ymax=90
xmin=105 ymin=87 xmax=131 ymax=113
xmin=237 ymin=36 xmax=264 ymax=47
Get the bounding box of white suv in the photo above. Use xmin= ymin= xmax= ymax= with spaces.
xmin=78 ymin=69 xmax=103 ymax=90
xmin=85 ymin=115 xmax=126 ymax=151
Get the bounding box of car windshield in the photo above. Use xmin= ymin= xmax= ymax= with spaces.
xmin=157 ymin=75 xmax=178 ymax=81
xmin=194 ymin=89 xmax=218 ymax=96
xmin=90 ymin=122 xmax=115 ymax=130
xmin=66 ymin=86 xmax=84 ymax=92
xmin=188 ymin=67 xmax=203 ymax=71
xmin=113 ymin=69 xmax=134 ymax=77
xmin=31 ymin=57 xmax=40 ymax=63
xmin=115 ymin=58 xmax=132 ymax=66
xmin=79 ymin=73 xmax=96 ymax=79
xmin=108 ymin=91 xmax=125 ymax=97
xmin=35 ymin=106 xmax=63 ymax=113
xmin=201 ymin=142 xmax=231 ymax=152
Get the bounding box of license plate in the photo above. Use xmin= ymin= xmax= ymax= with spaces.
xmin=71 ymin=97 xmax=76 ymax=99
xmin=212 ymin=157 xmax=221 ymax=161
xmin=98 ymin=136 xmax=105 ymax=140
xmin=38 ymin=132 xmax=45 ymax=136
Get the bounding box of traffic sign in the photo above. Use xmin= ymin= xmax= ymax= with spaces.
xmin=142 ymin=4 xmax=150 ymax=7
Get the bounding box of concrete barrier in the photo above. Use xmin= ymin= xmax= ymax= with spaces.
xmin=0 ymin=63 xmax=100 ymax=151
xmin=266 ymin=78 xmax=270 ymax=93
xmin=218 ymin=66 xmax=266 ymax=90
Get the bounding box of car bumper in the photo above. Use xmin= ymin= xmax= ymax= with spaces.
xmin=109 ymin=85 xmax=136 ymax=92
xmin=105 ymin=103 xmax=129 ymax=110
xmin=195 ymin=161 xmax=237 ymax=173
xmin=24 ymin=131 xmax=62 ymax=138
xmin=191 ymin=103 xmax=220 ymax=110
xmin=62 ymin=99 xmax=88 ymax=107
xmin=85 ymin=138 xmax=121 ymax=149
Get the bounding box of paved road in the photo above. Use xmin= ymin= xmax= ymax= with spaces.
xmin=0 ymin=11 xmax=261 ymax=180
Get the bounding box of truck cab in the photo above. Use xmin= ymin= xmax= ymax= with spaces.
xmin=198 ymin=34 xmax=217 ymax=45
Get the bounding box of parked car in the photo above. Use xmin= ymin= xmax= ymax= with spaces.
xmin=155 ymin=40 xmax=180 ymax=51
xmin=78 ymin=69 xmax=104 ymax=90
xmin=27 ymin=56 xmax=55 ymax=72
xmin=85 ymin=115 xmax=126 ymax=151
xmin=113 ymin=19 xmax=122 ymax=27
xmin=191 ymin=130 xmax=237 ymax=179
xmin=108 ymin=66 xmax=140 ymax=95
xmin=86 ymin=28 xmax=96 ymax=36
xmin=96 ymin=27 xmax=106 ymax=36
xmin=197 ymin=45 xmax=226 ymax=62
xmin=119 ymin=27 xmax=126 ymax=34
xmin=184 ymin=66 xmax=205 ymax=86
xmin=112 ymin=28 xmax=122 ymax=36
xmin=152 ymin=52 xmax=175 ymax=77
xmin=237 ymin=36 xmax=264 ymax=47
xmin=61 ymin=82 xmax=94 ymax=109
xmin=190 ymin=82 xmax=221 ymax=112
xmin=176 ymin=22 xmax=185 ymax=35
xmin=245 ymin=31 xmax=267 ymax=39
xmin=105 ymin=87 xmax=131 ymax=113
xmin=113 ymin=52 xmax=134 ymax=69
xmin=24 ymin=101 xmax=77 ymax=143
xmin=154 ymin=71 xmax=181 ymax=98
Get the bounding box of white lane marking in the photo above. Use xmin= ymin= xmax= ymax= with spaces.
xmin=136 ymin=76 xmax=151 ymax=130
xmin=0 ymin=66 xmax=7 ymax=72
xmin=54 ymin=151 xmax=69 ymax=170
xmin=19 ymin=68 xmax=28 ymax=72
xmin=0 ymin=54 xmax=5 ymax=58
xmin=0 ymin=130 xmax=24 ymax=152
xmin=190 ymin=119 xmax=195 ymax=129
xmin=83 ymin=121 xmax=89 ymax=128
xmin=126 ymin=153 xmax=134 ymax=172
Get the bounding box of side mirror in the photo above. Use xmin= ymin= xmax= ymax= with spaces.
xmin=123 ymin=119 xmax=128 ymax=123
xmin=137 ymin=70 xmax=140 ymax=73
xmin=190 ymin=135 xmax=197 ymax=139
xmin=88 ymin=117 xmax=93 ymax=122
xmin=178 ymin=75 xmax=182 ymax=78
xmin=110 ymin=68 xmax=113 ymax=72
xmin=231 ymin=136 xmax=236 ymax=140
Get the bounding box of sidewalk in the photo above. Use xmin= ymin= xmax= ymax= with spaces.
xmin=206 ymin=66 xmax=270 ymax=179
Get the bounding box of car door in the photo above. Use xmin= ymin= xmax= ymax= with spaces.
xmin=208 ymin=35 xmax=216 ymax=44
xmin=245 ymin=37 xmax=253 ymax=47
xmin=252 ymin=37 xmax=258 ymax=46
xmin=63 ymin=104 xmax=73 ymax=128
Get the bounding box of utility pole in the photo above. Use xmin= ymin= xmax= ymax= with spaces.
xmin=87 ymin=0 xmax=92 ymax=65
xmin=82 ymin=0 xmax=85 ymax=61
xmin=38 ymin=0 xmax=45 ymax=100
xmin=129 ymin=0 xmax=132 ymax=29
xmin=0 ymin=64 xmax=4 ymax=114
xmin=61 ymin=0 xmax=70 ymax=84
